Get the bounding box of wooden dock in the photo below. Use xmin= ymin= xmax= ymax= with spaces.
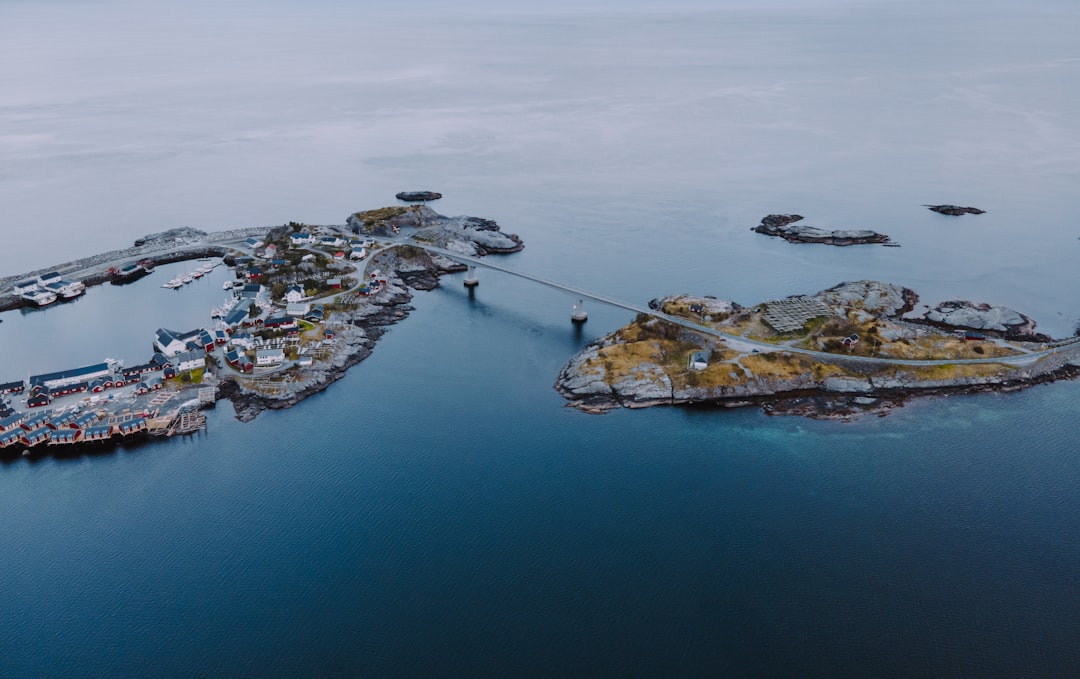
xmin=165 ymin=410 xmax=207 ymax=437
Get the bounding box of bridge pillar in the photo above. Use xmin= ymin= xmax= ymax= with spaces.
xmin=463 ymin=265 xmax=479 ymax=287
xmin=571 ymin=299 xmax=588 ymax=323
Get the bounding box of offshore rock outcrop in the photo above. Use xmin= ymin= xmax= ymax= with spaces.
xmin=395 ymin=191 xmax=442 ymax=202
xmin=752 ymin=214 xmax=890 ymax=245
xmin=925 ymin=204 xmax=985 ymax=216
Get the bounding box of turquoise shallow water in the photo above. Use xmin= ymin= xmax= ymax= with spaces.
xmin=1 ymin=1 xmax=1079 ymax=675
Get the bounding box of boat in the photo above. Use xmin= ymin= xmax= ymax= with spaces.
xmin=181 ymin=273 xmax=194 ymax=283
xmin=21 ymin=289 xmax=58 ymax=306
xmin=45 ymin=279 xmax=86 ymax=299
xmin=108 ymin=263 xmax=151 ymax=285
xmin=223 ymin=281 xmax=233 ymax=290
xmin=59 ymin=281 xmax=86 ymax=299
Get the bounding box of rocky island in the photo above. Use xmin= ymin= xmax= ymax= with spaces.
xmin=395 ymin=190 xmax=443 ymax=202
xmin=752 ymin=214 xmax=892 ymax=245
xmin=555 ymin=281 xmax=1080 ymax=419
xmin=925 ymin=204 xmax=985 ymax=216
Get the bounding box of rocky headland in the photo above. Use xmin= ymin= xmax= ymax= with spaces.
xmin=555 ymin=280 xmax=1080 ymax=419
xmin=926 ymin=204 xmax=985 ymax=216
xmin=347 ymin=206 xmax=523 ymax=254
xmin=752 ymin=214 xmax=891 ymax=246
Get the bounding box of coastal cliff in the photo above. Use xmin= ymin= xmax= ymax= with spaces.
xmin=555 ymin=281 xmax=1080 ymax=419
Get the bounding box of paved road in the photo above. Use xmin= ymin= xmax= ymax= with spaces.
xmin=394 ymin=239 xmax=1080 ymax=370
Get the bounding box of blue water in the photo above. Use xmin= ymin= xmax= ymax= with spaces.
xmin=2 ymin=1 xmax=1079 ymax=675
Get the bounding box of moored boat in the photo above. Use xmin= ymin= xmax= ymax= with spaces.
xmin=21 ymin=289 xmax=58 ymax=306
xmin=109 ymin=263 xmax=151 ymax=285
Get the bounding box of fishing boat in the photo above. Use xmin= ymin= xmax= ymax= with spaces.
xmin=108 ymin=262 xmax=151 ymax=285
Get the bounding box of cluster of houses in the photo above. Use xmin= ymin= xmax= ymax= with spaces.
xmin=243 ymin=231 xmax=371 ymax=266
xmin=357 ymin=271 xmax=388 ymax=297
xmin=0 ymin=396 xmax=148 ymax=450
xmin=0 ymin=357 xmax=175 ymax=410
xmin=0 ymin=365 xmax=157 ymax=450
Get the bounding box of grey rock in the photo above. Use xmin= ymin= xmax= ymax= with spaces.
xmin=926 ymin=204 xmax=984 ymax=216
xmin=753 ymin=215 xmax=890 ymax=245
xmin=923 ymin=300 xmax=1041 ymax=339
xmin=396 ymin=191 xmax=442 ymax=202
xmin=815 ymin=280 xmax=917 ymax=317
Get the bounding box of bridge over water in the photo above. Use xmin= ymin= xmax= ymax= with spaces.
xmin=392 ymin=240 xmax=1078 ymax=370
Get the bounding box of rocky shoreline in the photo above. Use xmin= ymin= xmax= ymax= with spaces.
xmin=555 ymin=280 xmax=1080 ymax=420
xmin=558 ymin=346 xmax=1080 ymax=420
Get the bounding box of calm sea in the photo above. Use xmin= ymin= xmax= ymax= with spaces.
xmin=1 ymin=1 xmax=1078 ymax=675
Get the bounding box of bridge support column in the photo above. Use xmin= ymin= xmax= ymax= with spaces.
xmin=571 ymin=299 xmax=588 ymax=323
xmin=463 ymin=266 xmax=479 ymax=287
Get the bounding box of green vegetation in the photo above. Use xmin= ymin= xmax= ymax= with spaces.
xmin=351 ymin=206 xmax=417 ymax=231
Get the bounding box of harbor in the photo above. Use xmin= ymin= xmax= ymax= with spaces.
xmin=0 ymin=352 xmax=218 ymax=456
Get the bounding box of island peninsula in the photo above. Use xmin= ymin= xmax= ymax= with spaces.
xmin=555 ymin=281 xmax=1080 ymax=419
xmin=0 ymin=203 xmax=522 ymax=455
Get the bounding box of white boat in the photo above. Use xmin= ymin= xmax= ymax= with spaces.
xmin=22 ymin=290 xmax=58 ymax=306
xmin=223 ymin=281 xmax=233 ymax=290
xmin=181 ymin=273 xmax=194 ymax=283
xmin=45 ymin=279 xmax=86 ymax=299
xmin=60 ymin=281 xmax=86 ymax=299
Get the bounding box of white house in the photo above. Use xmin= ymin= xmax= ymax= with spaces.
xmin=290 ymin=232 xmax=315 ymax=246
xmin=229 ymin=332 xmax=256 ymax=350
xmin=154 ymin=328 xmax=203 ymax=356
xmin=244 ymin=237 xmax=264 ymax=250
xmin=284 ymin=285 xmax=305 ymax=304
xmin=300 ymin=253 xmax=316 ymax=263
xmin=285 ymin=302 xmax=310 ymax=317
xmin=350 ymin=247 xmax=368 ymax=260
xmin=263 ymin=243 xmax=278 ymax=259
xmin=319 ymin=235 xmax=343 ymax=247
xmin=174 ymin=349 xmax=206 ymax=373
xmin=688 ymin=350 xmax=710 ymax=371
xmin=255 ymin=348 xmax=284 ymax=366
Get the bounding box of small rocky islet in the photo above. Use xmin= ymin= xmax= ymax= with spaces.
xmin=752 ymin=214 xmax=892 ymax=245
xmin=555 ymin=280 xmax=1080 ymax=419
xmin=925 ymin=204 xmax=985 ymax=216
